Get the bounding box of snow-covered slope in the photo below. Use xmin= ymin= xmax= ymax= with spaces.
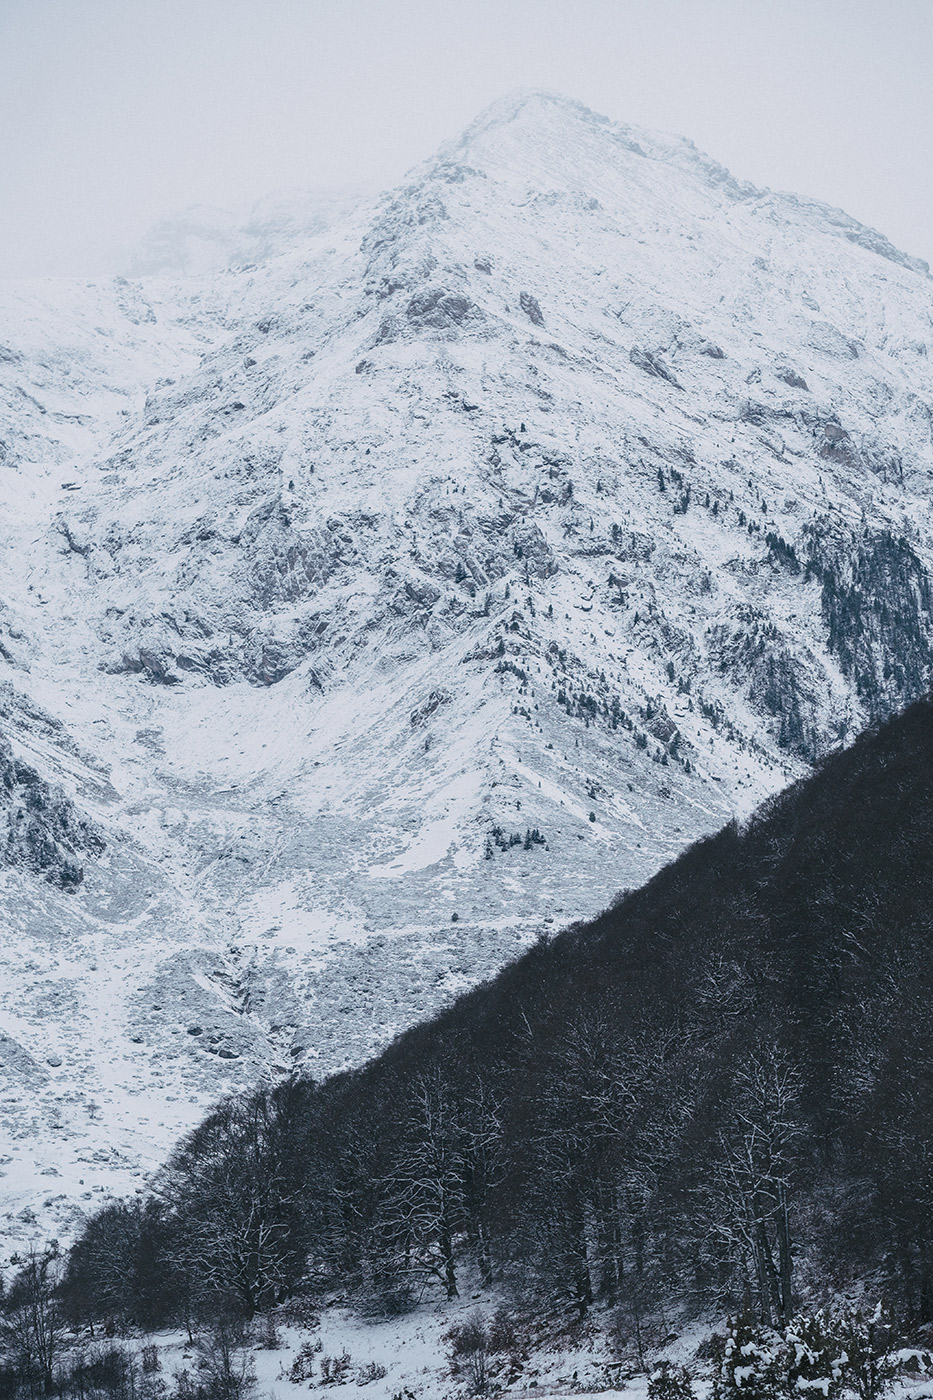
xmin=2 ymin=89 xmax=933 ymax=1248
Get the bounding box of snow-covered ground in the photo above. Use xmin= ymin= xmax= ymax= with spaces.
xmin=3 ymin=89 xmax=933 ymax=1250
xmin=86 ymin=1292 xmax=678 ymax=1400
xmin=58 ymin=1300 xmax=933 ymax=1400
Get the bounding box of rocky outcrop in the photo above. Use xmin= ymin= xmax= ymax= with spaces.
xmin=807 ymin=526 xmax=933 ymax=718
xmin=0 ymin=737 xmax=104 ymax=889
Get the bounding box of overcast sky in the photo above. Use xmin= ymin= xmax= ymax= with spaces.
xmin=2 ymin=0 xmax=932 ymax=276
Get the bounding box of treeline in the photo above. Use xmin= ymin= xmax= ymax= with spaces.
xmin=54 ymin=697 xmax=933 ymax=1335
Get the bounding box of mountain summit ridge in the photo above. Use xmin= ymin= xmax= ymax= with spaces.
xmin=1 ymin=92 xmax=933 ymax=1247
xmin=444 ymin=87 xmax=928 ymax=276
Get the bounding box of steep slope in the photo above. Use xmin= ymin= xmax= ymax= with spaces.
xmin=2 ymin=90 xmax=933 ymax=1246
xmin=66 ymin=694 xmax=933 ymax=1328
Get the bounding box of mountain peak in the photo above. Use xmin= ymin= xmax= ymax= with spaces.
xmin=444 ymin=86 xmax=650 ymax=169
xmin=425 ymin=86 xmax=765 ymax=218
xmin=456 ymin=87 xmax=608 ymax=136
xmin=434 ymin=89 xmax=927 ymax=277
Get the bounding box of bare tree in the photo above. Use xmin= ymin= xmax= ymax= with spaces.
xmin=703 ymin=1047 xmax=801 ymax=1324
xmin=157 ymin=1086 xmax=309 ymax=1317
xmin=385 ymin=1070 xmax=464 ymax=1299
xmin=0 ymin=1245 xmax=66 ymax=1397
xmin=459 ymin=1076 xmax=506 ymax=1287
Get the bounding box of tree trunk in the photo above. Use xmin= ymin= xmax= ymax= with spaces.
xmin=439 ymin=1215 xmax=458 ymax=1299
xmin=475 ymin=1218 xmax=493 ymax=1288
xmin=777 ymin=1183 xmax=793 ymax=1321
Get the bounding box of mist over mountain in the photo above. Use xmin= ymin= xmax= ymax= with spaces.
xmin=125 ymin=189 xmax=367 ymax=278
xmin=2 ymin=89 xmax=933 ymax=1247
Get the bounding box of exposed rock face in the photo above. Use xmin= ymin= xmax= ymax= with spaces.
xmin=808 ymin=526 xmax=933 ymax=716
xmin=2 ymin=88 xmax=933 ymax=1244
xmin=0 ymin=736 xmax=104 ymax=889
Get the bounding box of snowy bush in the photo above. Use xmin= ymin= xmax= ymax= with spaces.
xmin=319 ymin=1352 xmax=352 ymax=1386
xmin=192 ymin=1326 xmax=257 ymax=1400
xmin=832 ymin=1305 xmax=897 ymax=1400
xmin=711 ymin=1306 xmax=897 ymax=1400
xmin=714 ymin=1316 xmax=785 ymax=1400
xmin=254 ymin=1314 xmax=281 ymax=1349
xmin=141 ymin=1344 xmax=162 ymax=1375
xmin=355 ymin=1362 xmax=388 ymax=1385
xmin=286 ymin=1340 xmax=319 ymax=1384
xmin=648 ymin=1359 xmax=696 ymax=1400
xmin=784 ymin=1311 xmax=846 ymax=1400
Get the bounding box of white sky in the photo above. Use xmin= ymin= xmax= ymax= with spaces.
xmin=2 ymin=0 xmax=932 ymax=276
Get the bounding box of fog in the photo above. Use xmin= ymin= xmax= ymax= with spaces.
xmin=2 ymin=0 xmax=931 ymax=276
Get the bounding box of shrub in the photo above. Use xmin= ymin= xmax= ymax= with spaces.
xmin=356 ymin=1363 xmax=388 ymax=1386
xmin=784 ymin=1311 xmax=846 ymax=1400
xmin=833 ymin=1304 xmax=897 ymax=1400
xmin=487 ymin=1307 xmax=519 ymax=1355
xmin=286 ymin=1340 xmax=319 ymax=1384
xmin=142 ymin=1344 xmax=162 ymax=1375
xmin=713 ymin=1316 xmax=784 ymax=1400
xmin=319 ymin=1353 xmax=352 ymax=1385
xmin=254 ymin=1314 xmax=281 ymax=1350
xmin=193 ymin=1326 xmax=257 ymax=1400
xmin=446 ymin=1317 xmax=488 ymax=1394
xmin=648 ymin=1361 xmax=696 ymax=1400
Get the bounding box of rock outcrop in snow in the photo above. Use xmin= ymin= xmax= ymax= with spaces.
xmin=0 ymin=731 xmax=104 ymax=889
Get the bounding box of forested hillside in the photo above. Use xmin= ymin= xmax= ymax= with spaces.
xmin=59 ymin=694 xmax=933 ymax=1335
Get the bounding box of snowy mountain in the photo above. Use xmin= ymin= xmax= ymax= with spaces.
xmin=2 ymin=89 xmax=933 ymax=1249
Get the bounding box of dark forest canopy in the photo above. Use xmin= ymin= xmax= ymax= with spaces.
xmin=61 ymin=695 xmax=933 ymax=1334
